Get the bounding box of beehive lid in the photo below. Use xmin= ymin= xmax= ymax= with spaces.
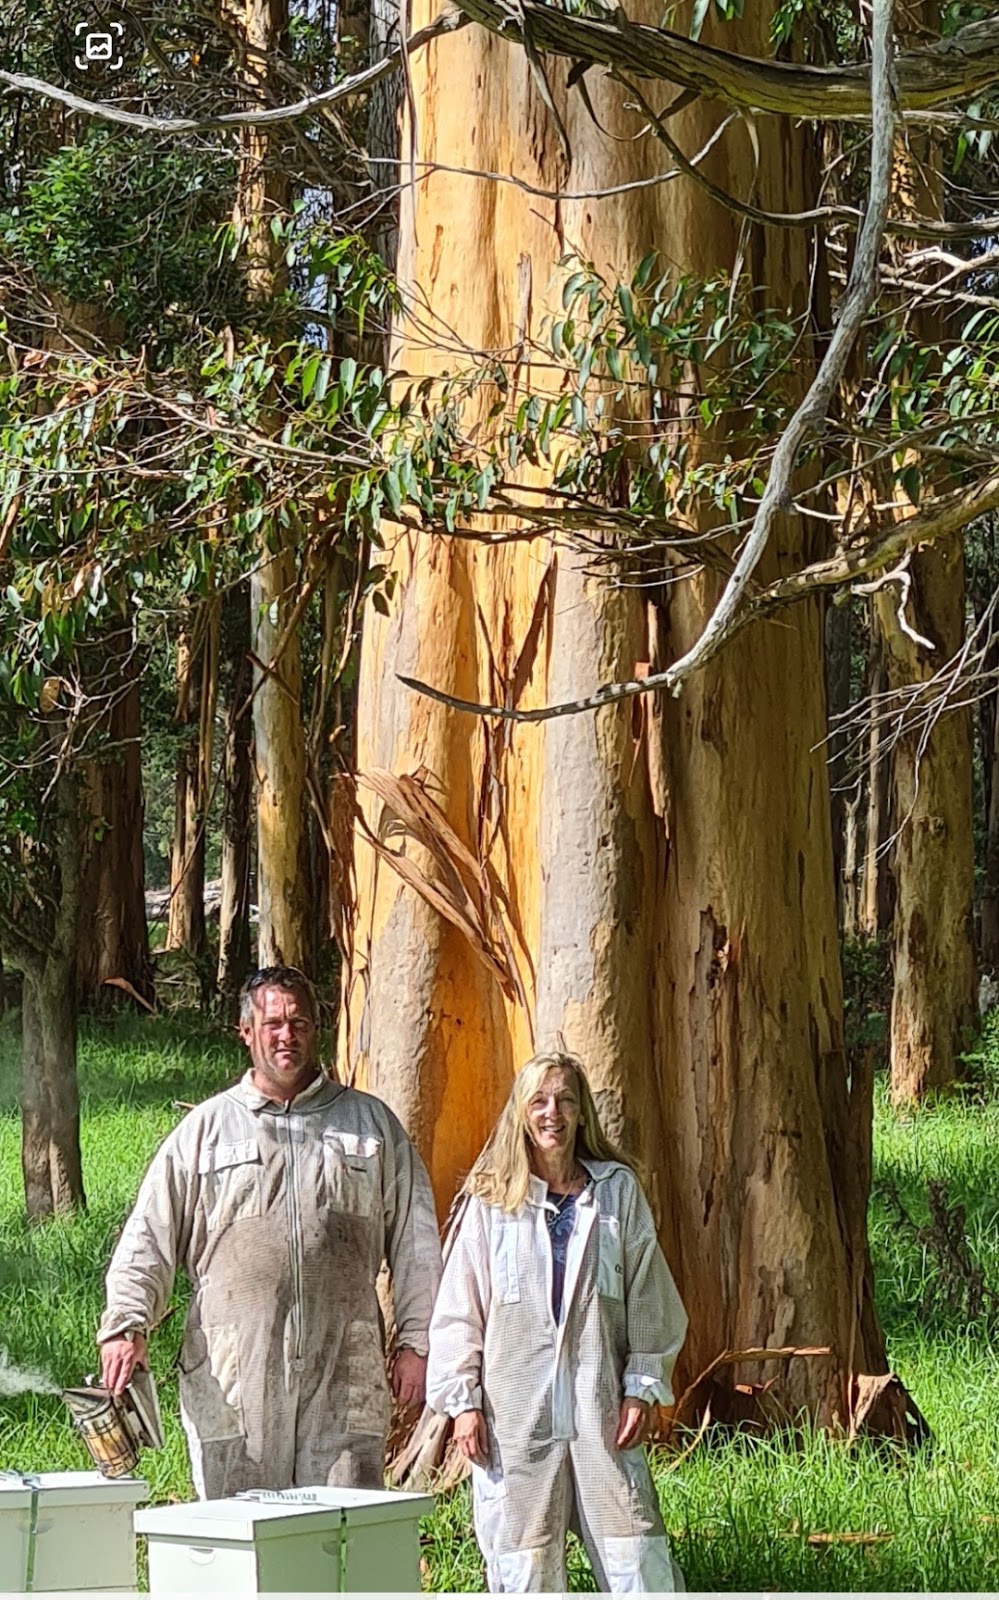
xmin=0 ymin=1474 xmax=32 ymax=1506
xmin=0 ymin=1471 xmax=146 ymax=1507
xmin=136 ymin=1487 xmax=433 ymax=1542
xmin=135 ymin=1496 xmax=346 ymax=1544
xmin=277 ymin=1486 xmax=434 ymax=1525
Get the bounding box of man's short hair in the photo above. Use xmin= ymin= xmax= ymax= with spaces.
xmin=239 ymin=966 xmax=318 ymax=1027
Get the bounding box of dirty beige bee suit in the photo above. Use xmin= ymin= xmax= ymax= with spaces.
xmin=98 ymin=1071 xmax=441 ymax=1499
xmin=427 ymin=1160 xmax=687 ymax=1593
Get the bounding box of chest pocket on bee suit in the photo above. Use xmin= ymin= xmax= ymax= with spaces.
xmin=198 ymin=1140 xmax=262 ymax=1232
xmin=596 ymin=1211 xmax=625 ymax=1301
xmin=322 ymin=1130 xmax=382 ymax=1218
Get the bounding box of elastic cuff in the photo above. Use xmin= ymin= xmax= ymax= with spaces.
xmin=624 ymin=1373 xmax=669 ymax=1406
xmin=428 ymin=1382 xmax=483 ymax=1416
xmin=394 ymin=1335 xmax=430 ymax=1358
xmin=97 ymin=1316 xmax=148 ymax=1345
xmin=445 ymin=1387 xmax=483 ymax=1417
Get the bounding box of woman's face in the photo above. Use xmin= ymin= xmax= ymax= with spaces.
xmin=525 ymin=1066 xmax=582 ymax=1159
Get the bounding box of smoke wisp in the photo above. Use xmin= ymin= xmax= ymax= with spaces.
xmin=0 ymin=1349 xmax=61 ymax=1397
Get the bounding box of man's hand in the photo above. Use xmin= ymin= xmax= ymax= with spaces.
xmin=391 ymin=1347 xmax=427 ymax=1411
xmin=452 ymin=1409 xmax=489 ymax=1466
xmin=615 ymin=1396 xmax=650 ymax=1449
xmin=99 ymin=1333 xmax=148 ymax=1397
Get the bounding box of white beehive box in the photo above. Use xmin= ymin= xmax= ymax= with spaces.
xmin=136 ymin=1485 xmax=433 ymax=1593
xmin=0 ymin=1470 xmax=146 ymax=1592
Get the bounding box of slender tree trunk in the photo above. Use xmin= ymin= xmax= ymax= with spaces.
xmin=21 ymin=959 xmax=84 ymax=1218
xmin=876 ymin=545 xmax=978 ymax=1102
xmin=236 ymin=0 xmax=312 ymax=972
xmin=18 ymin=771 xmax=85 ymax=1218
xmin=876 ymin=93 xmax=977 ymax=1104
xmin=252 ymin=551 xmax=312 ymax=969
xmin=166 ymin=621 xmax=205 ymax=955
xmin=980 ymin=687 xmax=999 ymax=971
xmin=842 ymin=782 xmax=861 ymax=940
xmin=166 ymin=605 xmax=218 ymax=958
xmin=217 ymin=584 xmax=254 ymax=1008
xmin=860 ymin=642 xmax=892 ymax=939
xmin=77 ymin=622 xmax=151 ymax=1005
xmin=342 ymin=1 xmax=886 ymax=1419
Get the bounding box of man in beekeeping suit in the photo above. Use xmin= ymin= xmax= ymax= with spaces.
xmin=97 ymin=966 xmax=441 ymax=1498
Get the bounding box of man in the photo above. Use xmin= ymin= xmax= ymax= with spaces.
xmin=98 ymin=966 xmax=442 ymax=1498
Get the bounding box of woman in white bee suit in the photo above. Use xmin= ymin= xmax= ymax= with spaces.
xmin=427 ymin=1051 xmax=688 ymax=1593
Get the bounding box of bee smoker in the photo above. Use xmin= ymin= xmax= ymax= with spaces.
xmin=62 ymin=1368 xmax=163 ymax=1479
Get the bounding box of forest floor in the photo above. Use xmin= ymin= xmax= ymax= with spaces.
xmin=2 ymin=1013 xmax=999 ymax=1591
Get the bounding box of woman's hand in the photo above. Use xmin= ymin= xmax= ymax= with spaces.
xmin=615 ymin=1396 xmax=650 ymax=1449
xmin=453 ymin=1409 xmax=489 ymax=1466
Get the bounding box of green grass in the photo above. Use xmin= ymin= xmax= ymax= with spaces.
xmin=4 ymin=1015 xmax=999 ymax=1589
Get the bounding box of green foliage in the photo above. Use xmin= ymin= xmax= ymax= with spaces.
xmin=1 ymin=129 xmax=244 ymax=353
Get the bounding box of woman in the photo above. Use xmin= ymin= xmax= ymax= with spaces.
xmin=427 ymin=1051 xmax=688 ymax=1593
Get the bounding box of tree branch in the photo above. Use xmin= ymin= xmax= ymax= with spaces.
xmin=638 ymin=0 xmax=895 ymax=694
xmin=0 ymin=12 xmax=467 ymax=134
xmin=454 ymin=0 xmax=999 ymax=122
xmin=398 ymin=466 xmax=999 ymax=722
xmin=4 ymin=5 xmax=998 ymax=134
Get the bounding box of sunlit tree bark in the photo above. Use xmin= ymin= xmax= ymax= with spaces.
xmin=342 ymin=0 xmax=887 ymax=1417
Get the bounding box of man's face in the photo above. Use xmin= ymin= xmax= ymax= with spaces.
xmin=240 ymin=984 xmax=318 ymax=1100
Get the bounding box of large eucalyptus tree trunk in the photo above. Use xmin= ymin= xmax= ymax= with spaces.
xmin=341 ymin=0 xmax=886 ymax=1417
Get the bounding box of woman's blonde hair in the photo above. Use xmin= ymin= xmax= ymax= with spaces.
xmin=463 ymin=1052 xmax=631 ymax=1213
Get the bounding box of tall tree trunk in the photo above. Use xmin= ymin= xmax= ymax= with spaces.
xmin=252 ymin=549 xmax=312 ymax=969
xmin=236 ymin=0 xmax=312 ymax=972
xmin=981 ymin=691 xmax=999 ymax=973
xmin=876 ymin=545 xmax=978 ymax=1103
xmin=876 ymin=93 xmax=977 ymax=1104
xmin=165 ymin=607 xmax=218 ymax=958
xmin=19 ymin=771 xmax=85 ymax=1219
xmin=341 ymin=2 xmax=886 ymax=1418
xmin=842 ymin=781 xmax=861 ymax=941
xmin=217 ymin=583 xmax=254 ymax=1009
xmin=77 ymin=621 xmax=151 ymax=1005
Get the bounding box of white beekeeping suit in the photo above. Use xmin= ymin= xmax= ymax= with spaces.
xmin=99 ymin=1071 xmax=441 ymax=1498
xmin=428 ymin=1159 xmax=688 ymax=1593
